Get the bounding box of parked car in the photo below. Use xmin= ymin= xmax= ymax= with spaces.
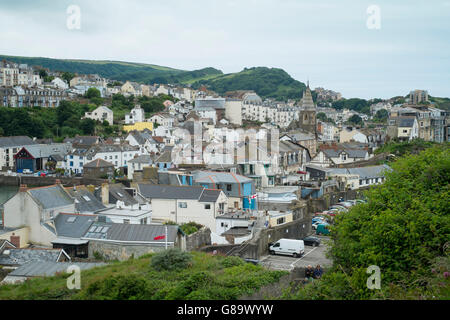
xmin=244 ymin=258 xmax=260 ymax=265
xmin=316 ymin=224 xmax=331 ymax=235
xmin=312 ymin=217 xmax=326 ymax=224
xmin=269 ymin=239 xmax=305 ymax=258
xmin=22 ymin=169 xmax=32 ymax=174
xmin=303 ymin=236 xmax=321 ymax=247
xmin=337 ymin=202 xmax=353 ymax=208
xmin=356 ymin=199 xmax=367 ymax=204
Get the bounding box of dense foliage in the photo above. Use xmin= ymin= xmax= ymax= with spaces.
xmin=374 ymin=139 xmax=438 ymax=157
xmin=331 ymin=98 xmax=370 ymax=115
xmin=150 ymin=249 xmax=193 ymax=272
xmin=285 ymin=145 xmax=450 ymax=299
xmin=0 ymin=252 xmax=287 ymax=300
xmin=192 ymin=67 xmax=307 ymax=101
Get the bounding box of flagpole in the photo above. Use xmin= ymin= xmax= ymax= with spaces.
xmin=165 ymin=225 xmax=168 ymax=250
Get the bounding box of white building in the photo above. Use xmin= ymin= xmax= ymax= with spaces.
xmin=125 ymin=105 xmax=145 ymax=124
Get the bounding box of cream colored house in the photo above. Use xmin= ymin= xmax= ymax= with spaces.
xmin=84 ymin=106 xmax=114 ymax=125
xmin=3 ymin=185 xmax=76 ymax=247
xmin=121 ymin=81 xmax=143 ymax=97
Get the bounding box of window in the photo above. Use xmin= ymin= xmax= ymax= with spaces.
xmin=179 ymin=202 xmax=187 ymax=208
xmin=277 ymin=217 xmax=285 ymax=225
xmin=226 ymin=184 xmax=232 ymax=191
xmin=204 ymin=204 xmax=211 ymax=210
xmin=123 ymin=219 xmax=130 ymax=224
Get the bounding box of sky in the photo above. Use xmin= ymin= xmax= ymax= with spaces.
xmin=1 ymin=0 xmax=449 ymax=99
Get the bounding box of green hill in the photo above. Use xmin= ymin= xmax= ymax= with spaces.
xmin=0 ymin=251 xmax=287 ymax=300
xmin=0 ymin=55 xmax=223 ymax=85
xmin=192 ymin=67 xmax=307 ymax=101
xmin=0 ymin=55 xmax=308 ymax=100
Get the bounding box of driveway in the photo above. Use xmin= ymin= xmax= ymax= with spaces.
xmin=259 ymin=235 xmax=332 ymax=271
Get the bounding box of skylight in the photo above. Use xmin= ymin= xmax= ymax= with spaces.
xmin=82 ymin=195 xmax=91 ymax=202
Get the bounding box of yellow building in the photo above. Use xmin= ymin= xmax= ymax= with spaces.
xmin=123 ymin=122 xmax=154 ymax=132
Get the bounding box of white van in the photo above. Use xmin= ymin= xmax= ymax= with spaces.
xmin=269 ymin=239 xmax=305 ymax=258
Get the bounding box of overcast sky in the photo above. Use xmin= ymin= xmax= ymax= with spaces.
xmin=1 ymin=0 xmax=449 ymax=99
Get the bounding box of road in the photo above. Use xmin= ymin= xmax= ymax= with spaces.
xmin=259 ymin=236 xmax=332 ymax=271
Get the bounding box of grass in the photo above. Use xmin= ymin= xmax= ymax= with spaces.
xmin=0 ymin=252 xmax=288 ymax=300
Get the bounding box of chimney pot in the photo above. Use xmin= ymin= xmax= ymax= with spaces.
xmin=55 ymin=179 xmax=62 ymax=185
xmin=19 ymin=184 xmax=28 ymax=192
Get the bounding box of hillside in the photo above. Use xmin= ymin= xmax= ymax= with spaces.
xmin=0 ymin=251 xmax=287 ymax=300
xmin=0 ymin=55 xmax=223 ymax=85
xmin=192 ymin=67 xmax=307 ymax=101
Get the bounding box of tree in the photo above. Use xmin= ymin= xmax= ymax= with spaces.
xmin=348 ymin=114 xmax=363 ymax=126
xmin=374 ymin=109 xmax=388 ymax=122
xmin=39 ymin=69 xmax=48 ymax=78
xmin=61 ymin=72 xmax=75 ymax=84
xmin=317 ymin=112 xmax=328 ymax=122
xmin=287 ymin=145 xmax=450 ymax=299
xmin=85 ymin=87 xmax=101 ymax=99
xmin=80 ymin=118 xmax=96 ymax=135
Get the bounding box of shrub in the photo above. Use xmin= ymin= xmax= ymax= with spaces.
xmin=150 ymin=249 xmax=193 ymax=272
xmin=221 ymin=256 xmax=246 ymax=268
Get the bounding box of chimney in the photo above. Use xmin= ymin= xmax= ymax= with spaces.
xmin=55 ymin=179 xmax=62 ymax=185
xmin=101 ymin=183 xmax=109 ymax=205
xmin=19 ymin=184 xmax=28 ymax=192
xmin=10 ymin=233 xmax=20 ymax=248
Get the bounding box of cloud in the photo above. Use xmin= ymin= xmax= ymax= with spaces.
xmin=0 ymin=0 xmax=448 ymax=98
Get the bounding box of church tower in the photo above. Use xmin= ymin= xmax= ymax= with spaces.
xmin=298 ymin=81 xmax=317 ymax=136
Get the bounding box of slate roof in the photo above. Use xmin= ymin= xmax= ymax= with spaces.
xmin=109 ymin=184 xmax=138 ymax=206
xmin=138 ymin=184 xmax=205 ymax=200
xmin=54 ymin=213 xmax=97 ymax=238
xmin=0 ymin=248 xmax=70 ymax=266
xmin=128 ymin=130 xmax=155 ymax=145
xmin=156 ymin=149 xmax=173 ymax=163
xmin=64 ymin=136 xmax=99 ymax=147
xmin=193 ymin=171 xmax=252 ymax=184
xmin=65 ymin=186 xmax=106 ymax=213
xmin=28 ymin=185 xmax=74 ymax=210
xmin=83 ymin=222 xmax=180 ymax=244
xmin=398 ymin=117 xmax=416 ymax=128
xmin=199 ymin=189 xmax=222 ymax=202
xmin=19 ymin=144 xmax=70 ymax=159
xmin=84 ymin=158 xmax=115 ymax=168
xmin=128 ymin=154 xmax=153 ymax=164
xmin=327 ymin=164 xmax=391 ymax=179
xmin=322 ymin=148 xmax=367 ymax=159
xmin=8 ymin=261 xmax=106 ymax=277
xmin=0 ymin=136 xmax=36 ymax=148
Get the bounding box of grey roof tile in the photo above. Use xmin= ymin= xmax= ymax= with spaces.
xmin=28 ymin=185 xmax=74 ymax=210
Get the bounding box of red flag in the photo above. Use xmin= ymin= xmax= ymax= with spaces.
xmin=154 ymin=235 xmax=165 ymax=241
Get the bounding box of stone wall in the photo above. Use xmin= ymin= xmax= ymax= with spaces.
xmin=88 ymin=241 xmax=171 ymax=261
xmin=0 ymin=174 xmax=106 ymax=187
xmin=185 ymin=227 xmax=211 ymax=251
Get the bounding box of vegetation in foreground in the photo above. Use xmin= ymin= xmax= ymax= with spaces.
xmin=0 ymin=251 xmax=287 ymax=300
xmin=282 ymin=145 xmax=450 ymax=300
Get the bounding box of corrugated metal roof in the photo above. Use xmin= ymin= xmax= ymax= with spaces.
xmin=9 ymin=261 xmax=106 ymax=277
xmin=83 ymin=222 xmax=179 ymax=243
